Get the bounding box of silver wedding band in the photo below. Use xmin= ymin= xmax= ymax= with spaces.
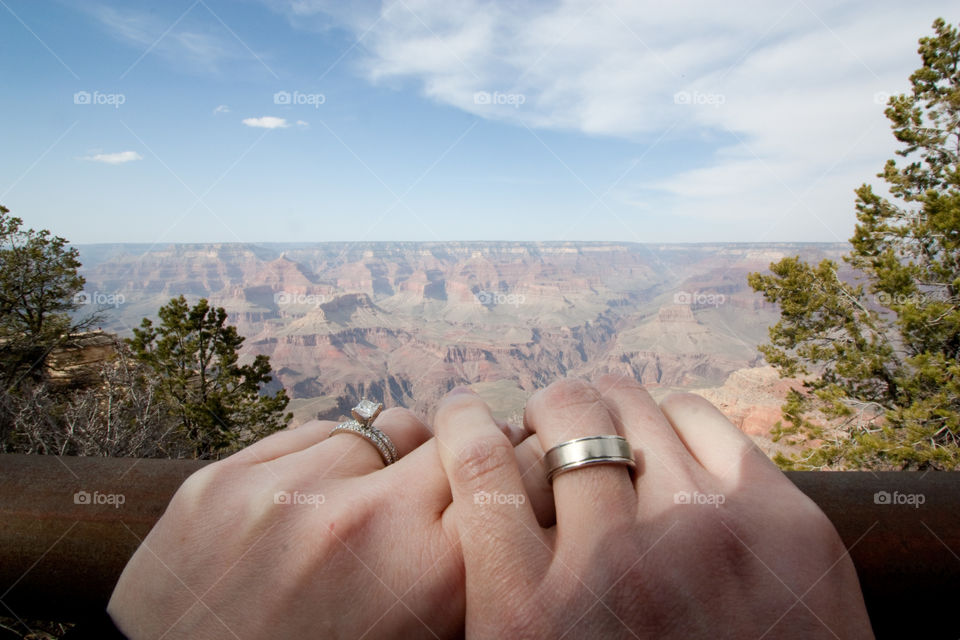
xmin=544 ymin=435 xmax=636 ymax=484
xmin=329 ymin=400 xmax=399 ymax=466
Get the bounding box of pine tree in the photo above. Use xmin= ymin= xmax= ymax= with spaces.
xmin=0 ymin=205 xmax=93 ymax=391
xmin=749 ymin=19 xmax=960 ymax=470
xmin=129 ymin=296 xmax=291 ymax=458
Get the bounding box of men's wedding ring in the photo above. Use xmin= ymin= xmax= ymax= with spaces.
xmin=544 ymin=435 xmax=636 ymax=484
xmin=329 ymin=400 xmax=399 ymax=465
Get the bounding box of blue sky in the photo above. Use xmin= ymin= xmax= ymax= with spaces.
xmin=0 ymin=0 xmax=954 ymax=243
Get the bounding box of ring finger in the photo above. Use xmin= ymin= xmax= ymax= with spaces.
xmin=295 ymin=406 xmax=433 ymax=478
xmin=524 ymin=379 xmax=637 ymax=548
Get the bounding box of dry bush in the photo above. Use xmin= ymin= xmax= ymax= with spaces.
xmin=1 ymin=341 xmax=192 ymax=458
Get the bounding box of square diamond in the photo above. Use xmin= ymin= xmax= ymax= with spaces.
xmin=352 ymin=399 xmax=382 ymax=423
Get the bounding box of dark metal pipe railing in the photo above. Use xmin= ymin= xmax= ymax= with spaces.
xmin=0 ymin=455 xmax=957 ymax=638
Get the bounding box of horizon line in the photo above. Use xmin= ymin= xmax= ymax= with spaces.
xmin=71 ymin=240 xmax=851 ymax=247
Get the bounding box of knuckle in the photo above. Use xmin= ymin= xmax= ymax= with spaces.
xmin=219 ymin=445 xmax=263 ymax=467
xmin=379 ymin=406 xmax=417 ymax=424
xmin=535 ymin=379 xmax=603 ymax=413
xmin=784 ymin=495 xmax=846 ymax=553
xmin=165 ymin=463 xmax=238 ymax=525
xmin=377 ymin=407 xmax=424 ymax=436
xmin=451 ymin=434 xmax=516 ymax=487
xmin=321 ymin=495 xmax=376 ymax=540
xmin=174 ymin=463 xmax=221 ymax=505
xmin=596 ymin=373 xmax=645 ymax=393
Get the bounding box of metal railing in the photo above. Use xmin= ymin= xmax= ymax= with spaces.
xmin=1 ymin=454 xmax=957 ymax=638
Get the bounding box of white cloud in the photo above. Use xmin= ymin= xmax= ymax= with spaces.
xmin=295 ymin=119 xmax=309 ymax=127
xmin=83 ymin=151 xmax=143 ymax=164
xmin=242 ymin=116 xmax=290 ymax=129
xmin=273 ymin=0 xmax=955 ymax=239
xmin=213 ymin=104 xmax=231 ymax=115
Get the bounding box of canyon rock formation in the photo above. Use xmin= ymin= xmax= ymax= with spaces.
xmin=76 ymin=242 xmax=848 ymax=448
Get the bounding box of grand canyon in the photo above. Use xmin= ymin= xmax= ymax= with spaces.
xmin=74 ymin=242 xmax=849 ymax=456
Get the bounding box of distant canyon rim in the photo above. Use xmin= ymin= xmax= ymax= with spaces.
xmin=75 ymin=241 xmax=851 ymax=457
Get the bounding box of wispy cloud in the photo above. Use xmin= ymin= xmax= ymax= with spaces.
xmin=213 ymin=104 xmax=231 ymax=115
xmin=242 ymin=116 xmax=289 ymax=129
xmin=83 ymin=151 xmax=143 ymax=164
xmin=90 ymin=4 xmax=272 ymax=76
xmin=273 ymin=0 xmax=954 ymax=237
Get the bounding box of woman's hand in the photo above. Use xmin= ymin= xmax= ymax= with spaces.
xmin=434 ymin=377 xmax=875 ymax=639
xmin=107 ymin=408 xmax=464 ymax=639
